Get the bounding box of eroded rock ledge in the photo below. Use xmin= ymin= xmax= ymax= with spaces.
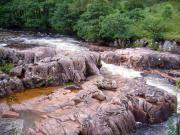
xmin=101 ymin=48 xmax=180 ymax=70
xmin=0 ymin=46 xmax=178 ymax=135
xmin=0 ymin=76 xmax=175 ymax=135
xmin=0 ymin=47 xmax=101 ymax=97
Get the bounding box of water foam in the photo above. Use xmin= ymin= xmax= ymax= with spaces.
xmin=101 ymin=61 xmax=142 ymax=78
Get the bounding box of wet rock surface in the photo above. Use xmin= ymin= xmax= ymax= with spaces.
xmin=0 ymin=47 xmax=101 ymax=97
xmin=0 ymin=31 xmax=178 ymax=135
xmin=101 ymin=48 xmax=180 ymax=70
xmin=0 ymin=118 xmax=24 ymax=135
xmin=143 ymin=69 xmax=180 ymax=84
xmin=96 ymin=78 xmax=117 ymax=90
xmin=0 ymin=76 xmax=176 ymax=135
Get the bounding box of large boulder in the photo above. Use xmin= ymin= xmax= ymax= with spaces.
xmin=101 ymin=48 xmax=180 ymax=70
xmin=0 ymin=77 xmax=24 ymax=97
xmin=0 ymin=47 xmax=101 ymax=96
xmin=0 ymin=47 xmax=56 ymax=65
xmin=19 ymin=50 xmax=101 ymax=85
xmin=96 ymin=78 xmax=117 ymax=90
xmin=159 ymin=40 xmax=179 ymax=53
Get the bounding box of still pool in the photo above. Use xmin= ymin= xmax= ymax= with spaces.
xmin=0 ymin=86 xmax=61 ymax=104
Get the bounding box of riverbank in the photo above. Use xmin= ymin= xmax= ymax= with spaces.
xmin=0 ymin=30 xmax=179 ymax=135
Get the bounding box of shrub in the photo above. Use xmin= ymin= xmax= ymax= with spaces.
xmin=100 ymin=10 xmax=131 ymax=40
xmin=148 ymin=42 xmax=159 ymax=50
xmin=127 ymin=8 xmax=145 ymax=22
xmin=74 ymin=0 xmax=112 ymax=40
xmin=143 ymin=17 xmax=166 ymax=42
xmin=0 ymin=63 xmax=13 ymax=74
xmin=125 ymin=0 xmax=145 ymax=10
xmin=162 ymin=4 xmax=173 ymax=19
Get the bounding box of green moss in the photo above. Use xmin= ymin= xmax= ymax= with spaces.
xmin=65 ymin=81 xmax=74 ymax=86
xmin=47 ymin=77 xmax=54 ymax=84
xmin=0 ymin=63 xmax=13 ymax=74
xmin=131 ymin=42 xmax=142 ymax=48
xmin=176 ymin=80 xmax=180 ymax=88
xmin=148 ymin=43 xmax=159 ymax=50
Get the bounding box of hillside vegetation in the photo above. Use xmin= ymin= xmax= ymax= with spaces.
xmin=0 ymin=0 xmax=180 ymax=42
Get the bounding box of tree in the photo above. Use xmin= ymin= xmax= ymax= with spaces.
xmin=74 ymin=0 xmax=112 ymax=40
xmin=100 ymin=10 xmax=131 ymax=40
xmin=143 ymin=17 xmax=166 ymax=42
xmin=162 ymin=4 xmax=173 ymax=19
xmin=125 ymin=0 xmax=145 ymax=10
xmin=50 ymin=0 xmax=74 ymax=34
xmin=127 ymin=8 xmax=145 ymax=22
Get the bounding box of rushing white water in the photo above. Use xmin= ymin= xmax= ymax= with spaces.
xmin=10 ymin=36 xmax=88 ymax=51
xmin=146 ymin=76 xmax=180 ymax=113
xmin=0 ymin=43 xmax=7 ymax=47
xmin=146 ymin=76 xmax=177 ymax=95
xmin=102 ymin=61 xmax=179 ymax=134
xmin=101 ymin=61 xmax=180 ymax=114
xmin=101 ymin=61 xmax=142 ymax=78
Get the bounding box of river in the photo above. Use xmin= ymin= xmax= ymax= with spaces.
xmin=0 ymin=30 xmax=179 ymax=135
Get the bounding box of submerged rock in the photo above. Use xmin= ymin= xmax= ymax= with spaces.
xmin=0 ymin=118 xmax=24 ymax=135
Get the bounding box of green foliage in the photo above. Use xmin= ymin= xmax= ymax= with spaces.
xmin=162 ymin=4 xmax=173 ymax=19
xmin=0 ymin=0 xmax=180 ymax=42
xmin=0 ymin=63 xmax=13 ymax=74
xmin=65 ymin=81 xmax=74 ymax=86
xmin=100 ymin=10 xmax=131 ymax=40
xmin=74 ymin=0 xmax=112 ymax=40
xmin=176 ymin=80 xmax=180 ymax=88
xmin=125 ymin=0 xmax=145 ymax=10
xmin=127 ymin=8 xmax=145 ymax=22
xmin=143 ymin=17 xmax=166 ymax=42
xmin=51 ymin=0 xmax=73 ymax=33
xmin=147 ymin=42 xmax=160 ymax=50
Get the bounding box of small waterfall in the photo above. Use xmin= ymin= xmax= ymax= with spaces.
xmin=101 ymin=61 xmax=179 ymax=109
xmin=101 ymin=61 xmax=142 ymax=79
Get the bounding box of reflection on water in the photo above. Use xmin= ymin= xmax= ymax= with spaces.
xmin=0 ymin=86 xmax=61 ymax=104
xmin=19 ymin=110 xmax=44 ymax=131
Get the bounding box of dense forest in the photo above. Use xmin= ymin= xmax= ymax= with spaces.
xmin=0 ymin=0 xmax=180 ymax=43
